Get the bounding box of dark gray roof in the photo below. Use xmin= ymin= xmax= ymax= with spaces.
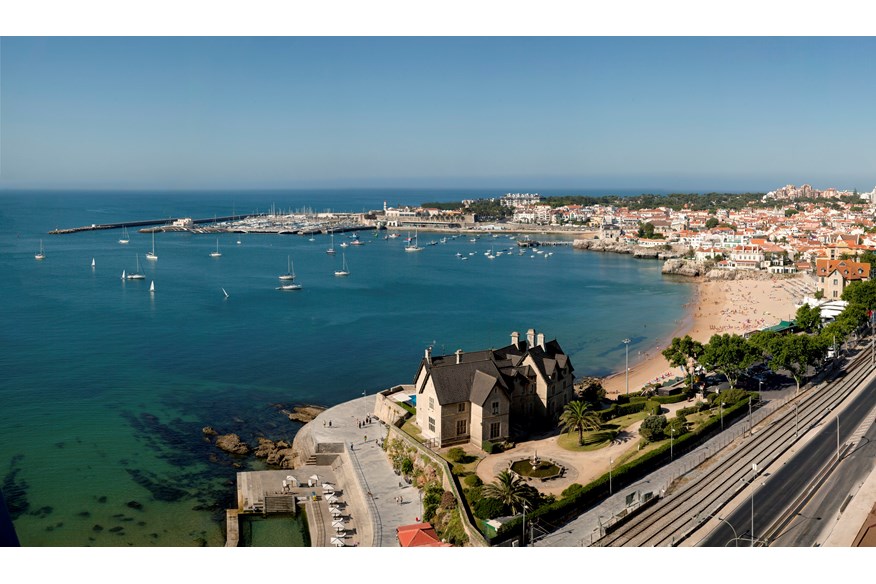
xmin=416 ymin=336 xmax=572 ymax=405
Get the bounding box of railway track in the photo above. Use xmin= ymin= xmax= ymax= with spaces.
xmin=592 ymin=346 xmax=874 ymax=547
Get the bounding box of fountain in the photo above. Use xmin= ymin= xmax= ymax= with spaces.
xmin=510 ymin=452 xmax=563 ymax=480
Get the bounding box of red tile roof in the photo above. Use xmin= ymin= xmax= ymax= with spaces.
xmin=396 ymin=523 xmax=452 ymax=547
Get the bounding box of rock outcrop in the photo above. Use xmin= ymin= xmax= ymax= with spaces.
xmin=253 ymin=437 xmax=295 ymax=468
xmin=283 ymin=405 xmax=325 ymax=424
xmin=661 ymin=258 xmax=705 ymax=277
xmin=573 ymin=238 xmax=685 ymax=259
xmin=214 ymin=433 xmax=250 ymax=455
xmin=704 ymin=269 xmax=787 ymax=281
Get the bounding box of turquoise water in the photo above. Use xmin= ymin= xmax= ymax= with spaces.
xmin=0 ymin=190 xmax=693 ymax=546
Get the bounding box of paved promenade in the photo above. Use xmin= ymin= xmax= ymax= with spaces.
xmin=306 ymin=395 xmax=424 ymax=547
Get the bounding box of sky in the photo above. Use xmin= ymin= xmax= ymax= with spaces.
xmin=2 ymin=36 xmax=876 ymax=193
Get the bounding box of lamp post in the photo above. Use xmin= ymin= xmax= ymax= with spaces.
xmin=623 ymin=338 xmax=631 ymax=395
xmin=521 ymin=501 xmax=528 ymax=547
xmin=795 ymin=403 xmax=799 ymax=437
xmin=670 ymin=428 xmax=675 ymax=461
xmin=749 ymin=396 xmax=753 ymax=437
xmin=742 ymin=462 xmax=762 ymax=547
xmin=836 ymin=414 xmax=840 ymax=461
xmin=609 ymin=458 xmax=614 ymax=495
xmin=720 ymin=402 xmax=725 ymax=431
xmin=698 ymin=511 xmax=739 ymax=547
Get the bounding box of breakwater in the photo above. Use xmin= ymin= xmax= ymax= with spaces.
xmin=48 ymin=214 xmax=258 ymax=234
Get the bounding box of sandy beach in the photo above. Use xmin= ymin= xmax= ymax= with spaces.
xmin=600 ymin=273 xmax=817 ymax=397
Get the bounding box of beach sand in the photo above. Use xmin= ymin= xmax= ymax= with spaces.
xmin=600 ymin=273 xmax=817 ymax=397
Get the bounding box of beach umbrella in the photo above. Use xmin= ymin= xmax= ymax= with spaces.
xmin=331 ymin=537 xmax=345 ymax=547
xmin=332 ymin=519 xmax=345 ymax=529
xmin=330 ymin=508 xmax=342 ymax=517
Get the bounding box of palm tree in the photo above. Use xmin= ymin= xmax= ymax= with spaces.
xmin=560 ymin=400 xmax=602 ymax=445
xmin=482 ymin=470 xmax=533 ymax=514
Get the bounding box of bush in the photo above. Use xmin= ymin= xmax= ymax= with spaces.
xmin=441 ymin=491 xmax=457 ymax=510
xmin=561 ymin=483 xmax=584 ymax=498
xmin=639 ymin=414 xmax=667 ymax=442
xmin=464 ymin=474 xmax=483 ymax=488
xmin=447 ymin=447 xmax=466 ymax=463
xmin=667 ymin=416 xmax=687 ymax=437
xmin=452 ymin=464 xmax=467 ymax=476
xmin=400 ymin=457 xmax=414 ymax=476
xmin=473 ymin=497 xmax=507 ymax=520
xmin=483 ymin=440 xmax=501 ymax=454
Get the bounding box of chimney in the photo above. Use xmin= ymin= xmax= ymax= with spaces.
xmin=425 ymin=347 xmax=432 ymax=365
xmin=526 ymin=328 xmax=536 ymax=348
xmin=536 ymin=333 xmax=545 ymax=349
xmin=455 ymin=349 xmax=463 ymax=364
xmin=511 ymin=331 xmax=520 ymax=349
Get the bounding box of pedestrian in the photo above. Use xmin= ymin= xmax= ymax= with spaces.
xmin=323 ymin=420 xmax=326 ymax=427
xmin=328 ymin=420 xmax=332 ymax=428
xmin=399 ymin=495 xmax=403 ymax=505
xmin=364 ymin=435 xmax=367 ymax=443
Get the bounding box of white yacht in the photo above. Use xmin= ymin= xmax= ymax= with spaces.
xmin=334 ymin=253 xmax=350 ymax=277
xmin=210 ymin=238 xmax=222 ymax=257
xmin=278 ymin=256 xmax=295 ymax=281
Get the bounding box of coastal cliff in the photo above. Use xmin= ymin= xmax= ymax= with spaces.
xmin=573 ymin=238 xmax=685 ymax=259
xmin=661 ymin=258 xmax=705 ymax=277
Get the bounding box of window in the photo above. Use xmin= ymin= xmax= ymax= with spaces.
xmin=428 ymin=417 xmax=435 ymax=432
xmin=833 ymin=291 xmax=838 ymax=298
xmin=490 ymin=422 xmax=501 ymax=439
xmin=491 ymin=401 xmax=499 ymax=415
xmin=456 ymin=420 xmax=467 ymax=436
xmin=833 ymin=279 xmax=838 ymax=286
xmin=458 ymin=403 xmax=466 ymax=413
xmin=429 ymin=397 xmax=434 ymax=410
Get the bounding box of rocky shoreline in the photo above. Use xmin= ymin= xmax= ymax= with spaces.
xmin=203 ymin=404 xmax=326 ymax=469
xmin=572 ymin=238 xmax=686 ymax=259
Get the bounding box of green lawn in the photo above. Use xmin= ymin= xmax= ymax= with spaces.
xmin=401 ymin=419 xmax=425 ymax=443
xmin=557 ymin=429 xmax=616 ymax=452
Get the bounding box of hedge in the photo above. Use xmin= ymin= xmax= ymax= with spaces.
xmin=492 ymin=394 xmax=754 ymax=544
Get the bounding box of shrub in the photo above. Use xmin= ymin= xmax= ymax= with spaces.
xmin=452 ymin=464 xmax=467 ymax=476
xmin=561 ymin=483 xmax=584 ymax=498
xmin=483 ymin=440 xmax=500 ymax=454
xmin=639 ymin=414 xmax=667 ymax=442
xmin=473 ymin=497 xmax=507 ymax=520
xmin=667 ymin=416 xmax=687 ymax=437
xmin=447 ymin=447 xmax=466 ymax=463
xmin=400 ymin=457 xmax=414 ymax=476
xmin=441 ymin=491 xmax=457 ymax=510
xmin=464 ymin=474 xmax=483 ymax=488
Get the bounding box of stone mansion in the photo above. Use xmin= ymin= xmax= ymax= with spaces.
xmin=414 ymin=329 xmax=575 ymax=450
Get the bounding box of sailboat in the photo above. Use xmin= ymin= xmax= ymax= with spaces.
xmin=34 ymin=240 xmax=45 ymax=260
xmin=278 ymin=256 xmax=295 ymax=281
xmin=326 ymin=231 xmax=336 ymax=255
xmin=145 ymin=231 xmax=158 ymax=260
xmin=149 ymin=280 xmax=155 ymax=293
xmin=222 ymin=287 xmax=229 ymax=299
xmin=119 ymin=227 xmax=130 ymax=245
xmin=126 ymin=255 xmax=146 ymax=279
xmin=334 ymin=253 xmax=350 ymax=277
xmin=91 ymin=257 xmax=96 ymax=268
xmin=404 ymin=228 xmax=422 ymax=252
xmin=210 ymin=238 xmax=222 ymax=257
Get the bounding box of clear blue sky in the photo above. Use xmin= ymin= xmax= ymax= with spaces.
xmin=2 ymin=37 xmax=875 ymax=192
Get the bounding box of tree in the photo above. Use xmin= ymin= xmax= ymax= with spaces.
xmin=841 ymin=280 xmax=876 ymax=311
xmin=699 ymin=334 xmax=760 ymax=389
xmin=482 ymin=470 xmax=536 ymax=514
xmin=662 ymin=335 xmax=705 ymax=386
xmin=795 ymin=304 xmax=822 ymax=333
xmin=767 ymin=333 xmax=827 ymax=395
xmin=705 ymin=217 xmax=719 ymax=229
xmin=639 ymin=414 xmax=667 ymax=442
xmin=559 ymin=400 xmax=602 ymax=445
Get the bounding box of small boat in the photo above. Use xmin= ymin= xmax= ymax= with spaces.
xmin=276 ymin=283 xmax=302 ymax=291
xmin=339 ymin=241 xmax=349 ymax=248
xmin=210 ymin=238 xmax=222 ymax=257
xmin=145 ymin=231 xmax=158 ymax=260
xmin=222 ymin=287 xmax=229 ymax=299
xmin=126 ymin=255 xmax=146 ymax=279
xmin=309 ymin=237 xmax=316 ymax=242
xmin=404 ymin=229 xmax=423 ymax=252
xmin=326 ymin=231 xmax=336 ymax=255
xmin=91 ymin=257 xmax=96 ymax=268
xmin=34 ymin=240 xmax=45 ymax=260
xmin=334 ymin=253 xmax=350 ymax=277
xmin=278 ymin=256 xmax=295 ymax=281
xmin=388 ymin=233 xmax=400 ymax=239
xmin=149 ymin=280 xmax=155 ymax=293
xmin=350 ymin=239 xmax=364 ymax=246
xmin=121 ymin=269 xmax=126 ymax=279
xmin=119 ymin=227 xmax=130 ymax=245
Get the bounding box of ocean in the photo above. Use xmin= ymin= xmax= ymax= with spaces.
xmin=0 ymin=189 xmax=693 ymax=546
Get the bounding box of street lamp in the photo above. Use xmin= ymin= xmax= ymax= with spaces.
xmin=670 ymin=428 xmax=675 ymax=461
xmin=609 ymin=458 xmax=614 ymax=495
xmin=720 ymin=402 xmax=726 ymax=431
xmin=749 ymin=396 xmax=753 ymax=437
xmin=795 ymin=403 xmax=799 ymax=437
xmin=521 ymin=501 xmax=528 ymax=547
xmin=741 ymin=462 xmax=763 ymax=547
xmin=623 ymin=338 xmax=631 ymax=395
